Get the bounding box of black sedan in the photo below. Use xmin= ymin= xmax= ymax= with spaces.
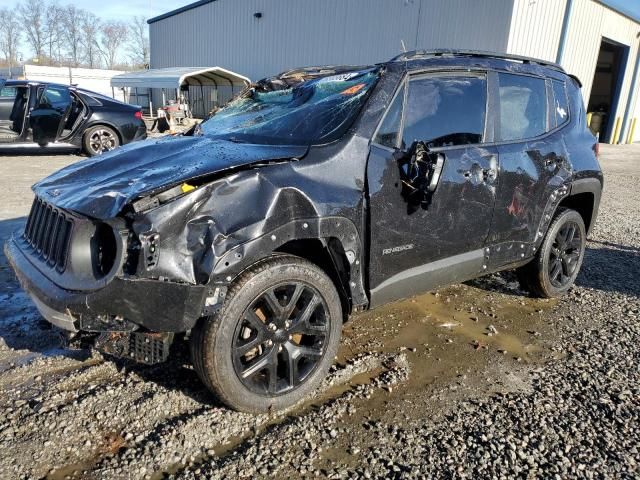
xmin=0 ymin=79 xmax=147 ymax=156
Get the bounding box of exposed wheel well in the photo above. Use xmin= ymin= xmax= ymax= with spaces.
xmin=276 ymin=238 xmax=352 ymax=319
xmin=558 ymin=192 xmax=595 ymax=233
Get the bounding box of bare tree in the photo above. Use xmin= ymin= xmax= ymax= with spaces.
xmin=97 ymin=21 xmax=128 ymax=69
xmin=81 ymin=12 xmax=101 ymax=68
xmin=0 ymin=7 xmax=21 ymax=68
xmin=128 ymin=16 xmax=149 ymax=68
xmin=18 ymin=0 xmax=46 ymax=62
xmin=63 ymin=5 xmax=85 ymax=67
xmin=44 ymin=2 xmax=64 ymax=64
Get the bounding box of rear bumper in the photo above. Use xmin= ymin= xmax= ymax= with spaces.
xmin=5 ymin=234 xmax=207 ymax=333
xmin=133 ymin=121 xmax=147 ymax=141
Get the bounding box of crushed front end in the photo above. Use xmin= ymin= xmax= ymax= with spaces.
xmin=4 ymin=194 xmax=209 ymax=363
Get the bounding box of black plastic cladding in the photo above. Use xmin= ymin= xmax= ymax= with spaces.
xmin=7 ymin=55 xmax=602 ymax=333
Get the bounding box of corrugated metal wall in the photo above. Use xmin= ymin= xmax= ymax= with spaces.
xmin=150 ymin=0 xmax=640 ymax=141
xmin=507 ymin=0 xmax=567 ymax=62
xmin=150 ymin=0 xmax=513 ymax=82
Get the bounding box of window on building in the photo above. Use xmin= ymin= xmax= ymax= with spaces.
xmin=374 ymin=83 xmax=405 ymax=148
xmin=498 ymin=73 xmax=547 ymax=141
xmin=551 ymin=80 xmax=569 ymax=128
xmin=401 ymin=75 xmax=486 ymax=149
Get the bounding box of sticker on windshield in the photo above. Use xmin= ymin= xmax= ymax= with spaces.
xmin=341 ymin=83 xmax=366 ymax=96
xmin=557 ymin=105 xmax=567 ymax=119
xmin=316 ymin=72 xmax=362 ymax=84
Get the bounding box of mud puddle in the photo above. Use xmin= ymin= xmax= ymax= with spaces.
xmin=315 ymin=276 xmax=559 ymax=470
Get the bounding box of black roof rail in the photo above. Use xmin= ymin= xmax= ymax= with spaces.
xmin=390 ymin=49 xmax=565 ymax=72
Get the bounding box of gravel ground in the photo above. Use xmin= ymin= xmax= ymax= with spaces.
xmin=0 ymin=144 xmax=638 ymax=479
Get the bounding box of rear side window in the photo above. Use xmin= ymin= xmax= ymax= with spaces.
xmin=402 ymin=75 xmax=486 ymax=149
xmin=497 ymin=73 xmax=547 ymax=141
xmin=374 ymin=84 xmax=404 ymax=148
xmin=551 ymin=80 xmax=569 ymax=127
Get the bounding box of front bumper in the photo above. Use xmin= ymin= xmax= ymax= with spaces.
xmin=5 ymin=234 xmax=207 ymax=333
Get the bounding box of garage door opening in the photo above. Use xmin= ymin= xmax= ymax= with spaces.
xmin=587 ymin=38 xmax=629 ymax=142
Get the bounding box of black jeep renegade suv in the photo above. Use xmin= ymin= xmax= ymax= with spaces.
xmin=5 ymin=50 xmax=602 ymax=413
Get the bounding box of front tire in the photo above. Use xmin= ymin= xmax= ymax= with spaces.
xmin=191 ymin=255 xmax=342 ymax=413
xmin=83 ymin=125 xmax=120 ymax=156
xmin=517 ymin=207 xmax=586 ymax=298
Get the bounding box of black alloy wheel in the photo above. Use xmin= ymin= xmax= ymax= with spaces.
xmin=516 ymin=207 xmax=586 ymax=298
xmin=190 ymin=255 xmax=342 ymax=413
xmin=232 ymin=282 xmax=330 ymax=395
xmin=548 ymin=221 xmax=583 ymax=288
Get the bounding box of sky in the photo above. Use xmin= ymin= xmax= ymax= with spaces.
xmin=4 ymin=0 xmax=194 ymax=21
xmin=604 ymin=0 xmax=640 ymax=21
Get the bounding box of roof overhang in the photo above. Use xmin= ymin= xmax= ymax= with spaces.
xmin=110 ymin=67 xmax=250 ymax=89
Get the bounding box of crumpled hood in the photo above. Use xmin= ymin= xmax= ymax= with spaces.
xmin=33 ymin=135 xmax=308 ymax=219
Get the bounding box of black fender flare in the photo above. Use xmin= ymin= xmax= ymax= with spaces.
xmin=204 ymin=216 xmax=368 ymax=313
xmin=569 ymin=177 xmax=602 ymax=235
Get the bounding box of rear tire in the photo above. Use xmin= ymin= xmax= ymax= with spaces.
xmin=517 ymin=208 xmax=586 ymax=298
xmin=190 ymin=255 xmax=342 ymax=413
xmin=83 ymin=125 xmax=120 ymax=156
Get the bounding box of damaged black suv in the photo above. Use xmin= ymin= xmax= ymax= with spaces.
xmin=5 ymin=50 xmax=602 ymax=413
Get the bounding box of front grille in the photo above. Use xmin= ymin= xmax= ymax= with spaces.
xmin=23 ymin=197 xmax=73 ymax=272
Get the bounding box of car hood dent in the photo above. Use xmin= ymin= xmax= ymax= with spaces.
xmin=33 ymin=136 xmax=308 ymax=219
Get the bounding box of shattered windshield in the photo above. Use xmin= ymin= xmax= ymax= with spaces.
xmin=199 ymin=68 xmax=379 ymax=145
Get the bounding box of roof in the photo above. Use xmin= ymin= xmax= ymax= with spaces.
xmin=110 ymin=66 xmax=250 ymax=89
xmin=391 ymin=49 xmax=566 ymax=72
xmin=597 ymin=0 xmax=640 ymax=24
xmin=149 ymin=0 xmax=640 ymax=26
xmin=148 ymin=0 xmax=216 ymax=24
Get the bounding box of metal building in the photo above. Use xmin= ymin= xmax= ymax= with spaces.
xmin=148 ymin=0 xmax=640 ymax=143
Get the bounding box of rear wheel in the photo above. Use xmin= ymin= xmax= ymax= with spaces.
xmin=517 ymin=208 xmax=586 ymax=298
xmin=83 ymin=125 xmax=119 ymax=156
xmin=190 ymin=255 xmax=342 ymax=413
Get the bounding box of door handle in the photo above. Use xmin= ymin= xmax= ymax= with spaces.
xmin=482 ymin=155 xmax=498 ymax=182
xmin=427 ymin=153 xmax=445 ymax=192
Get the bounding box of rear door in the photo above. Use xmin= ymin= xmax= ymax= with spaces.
xmin=366 ymin=71 xmax=499 ymax=306
xmin=30 ymin=85 xmax=72 ymax=146
xmin=488 ymin=72 xmax=572 ymax=267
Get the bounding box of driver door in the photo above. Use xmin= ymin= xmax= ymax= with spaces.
xmin=30 ymin=85 xmax=72 ymax=146
xmin=366 ymin=72 xmax=499 ymax=306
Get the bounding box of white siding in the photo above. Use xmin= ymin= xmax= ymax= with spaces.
xmin=0 ymin=65 xmax=126 ymax=101
xmin=562 ymin=1 xmax=640 ymax=142
xmin=507 ymin=0 xmax=567 ymax=62
xmin=149 ymin=0 xmax=514 ymax=81
xmin=506 ymin=0 xmax=640 ymax=143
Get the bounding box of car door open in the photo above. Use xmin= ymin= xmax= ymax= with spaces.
xmin=30 ymin=85 xmax=73 ymax=146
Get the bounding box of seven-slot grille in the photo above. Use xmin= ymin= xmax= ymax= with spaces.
xmin=23 ymin=197 xmax=73 ymax=272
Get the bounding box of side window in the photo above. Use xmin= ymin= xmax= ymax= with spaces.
xmin=374 ymin=83 xmax=404 ymax=148
xmin=402 ymin=75 xmax=486 ymax=149
xmin=551 ymin=80 xmax=569 ymax=127
xmin=0 ymin=87 xmax=16 ymax=98
xmin=39 ymin=86 xmax=71 ymax=110
xmin=497 ymin=73 xmax=547 ymax=141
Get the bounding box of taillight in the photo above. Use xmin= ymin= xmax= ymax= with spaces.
xmin=593 ymin=142 xmax=600 ymax=159
xmin=134 ymin=110 xmax=143 ymax=120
